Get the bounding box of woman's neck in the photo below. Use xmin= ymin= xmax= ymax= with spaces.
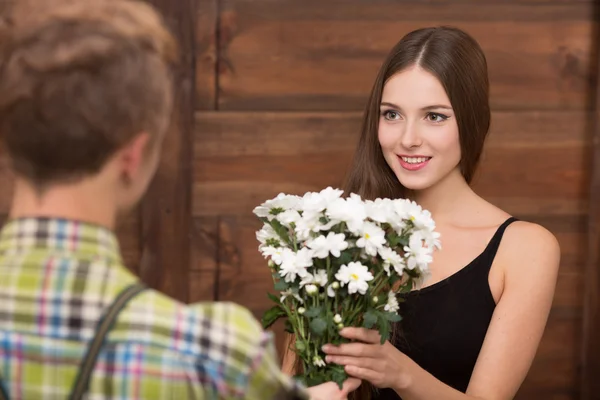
xmin=413 ymin=168 xmax=478 ymax=223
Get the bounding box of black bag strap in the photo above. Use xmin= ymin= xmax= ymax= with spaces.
xmin=68 ymin=282 xmax=147 ymax=400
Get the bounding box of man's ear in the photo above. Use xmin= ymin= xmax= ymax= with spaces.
xmin=117 ymin=132 xmax=151 ymax=183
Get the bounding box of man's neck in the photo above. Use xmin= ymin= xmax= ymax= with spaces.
xmin=9 ymin=179 xmax=117 ymax=230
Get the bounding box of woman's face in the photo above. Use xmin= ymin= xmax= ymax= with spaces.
xmin=378 ymin=66 xmax=462 ymax=191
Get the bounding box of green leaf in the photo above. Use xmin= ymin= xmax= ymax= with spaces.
xmin=306 ymin=375 xmax=326 ymax=387
xmin=331 ymin=365 xmax=348 ymax=390
xmin=274 ymin=280 xmax=289 ymax=291
xmin=338 ymin=251 xmax=353 ymax=265
xmin=384 ymin=312 xmax=402 ymax=323
xmin=379 ymin=321 xmax=390 ymax=344
xmin=386 ymin=232 xmax=400 ymax=247
xmin=267 ymin=292 xmax=280 ymax=304
xmin=310 ymin=317 xmax=328 ymax=336
xmin=269 ymin=219 xmax=292 ymax=245
xmin=399 ymin=280 xmax=414 ymax=293
xmin=295 ymin=340 xmax=306 ymax=352
xmin=261 ymin=305 xmax=286 ymax=330
xmin=377 ymin=312 xmax=392 ymax=344
xmin=304 ymin=306 xmax=323 ymax=318
xmin=363 ymin=310 xmax=378 ymax=329
xmin=284 ymin=319 xmax=294 ymax=334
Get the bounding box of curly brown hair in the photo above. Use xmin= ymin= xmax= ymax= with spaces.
xmin=0 ymin=0 xmax=178 ymax=188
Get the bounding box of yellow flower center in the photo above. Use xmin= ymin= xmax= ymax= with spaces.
xmin=364 ymin=233 xmax=370 ymax=239
xmin=350 ymin=273 xmax=359 ymax=281
xmin=410 ymin=216 xmax=415 ymax=221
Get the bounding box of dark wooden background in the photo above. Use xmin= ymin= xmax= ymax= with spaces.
xmin=0 ymin=1 xmax=599 ymax=399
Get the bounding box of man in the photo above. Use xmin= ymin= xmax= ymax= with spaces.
xmin=0 ymin=0 xmax=359 ymax=398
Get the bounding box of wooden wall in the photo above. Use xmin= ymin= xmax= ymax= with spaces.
xmin=0 ymin=1 xmax=598 ymax=399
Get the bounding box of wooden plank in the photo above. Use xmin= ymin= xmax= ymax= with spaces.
xmin=581 ymin=27 xmax=600 ymax=400
xmin=195 ymin=0 xmax=218 ymax=110
xmin=193 ymin=111 xmax=591 ymax=216
xmin=138 ymin=0 xmax=195 ymax=302
xmin=115 ymin=212 xmax=142 ymax=275
xmin=188 ymin=217 xmax=219 ymax=301
xmin=189 ymin=270 xmax=218 ymax=303
xmin=0 ymin=146 xmax=14 ymax=213
xmin=215 ymin=1 xmax=595 ymax=111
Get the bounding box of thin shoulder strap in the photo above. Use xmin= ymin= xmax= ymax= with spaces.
xmin=0 ymin=379 xmax=8 ymax=400
xmin=68 ymin=282 xmax=147 ymax=400
xmin=484 ymin=216 xmax=519 ymax=262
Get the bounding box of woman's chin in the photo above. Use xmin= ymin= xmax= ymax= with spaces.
xmin=396 ymin=174 xmax=436 ymax=192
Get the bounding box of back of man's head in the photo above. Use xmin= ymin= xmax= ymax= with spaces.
xmin=0 ymin=0 xmax=178 ymax=190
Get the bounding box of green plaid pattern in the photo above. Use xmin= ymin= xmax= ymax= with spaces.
xmin=0 ymin=217 xmax=308 ymax=399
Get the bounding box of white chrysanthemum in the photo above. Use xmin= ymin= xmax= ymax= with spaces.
xmin=299 ymin=187 xmax=344 ymax=215
xmin=404 ymin=231 xmax=433 ymax=271
xmin=356 ymin=222 xmax=386 ymax=257
xmin=260 ymin=246 xmax=285 ymax=265
xmin=384 ymin=291 xmax=400 ymax=313
xmin=326 ymin=194 xmax=367 ymax=234
xmin=279 ymin=248 xmax=313 ymax=283
xmin=378 ymin=246 xmax=404 ymax=276
xmin=313 ymin=355 xmax=326 ymax=367
xmin=253 ymin=193 xmax=302 ymax=220
xmin=306 ymin=232 xmax=348 ymax=259
xmin=256 ymin=224 xmax=278 ymax=246
xmin=299 ymin=269 xmax=328 ymax=288
xmin=335 ymin=261 xmax=374 ymax=295
xmin=422 ymin=230 xmax=442 ymax=250
xmin=319 ymin=187 xmax=344 ymax=205
xmin=365 ymin=198 xmax=395 ymax=224
xmin=280 ymin=289 xmax=303 ymax=304
xmin=276 ymin=209 xmax=301 ymax=226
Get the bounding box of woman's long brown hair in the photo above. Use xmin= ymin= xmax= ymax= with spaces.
xmin=290 ymin=26 xmax=492 ymax=400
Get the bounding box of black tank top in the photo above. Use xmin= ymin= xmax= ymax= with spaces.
xmin=375 ymin=217 xmax=517 ymax=399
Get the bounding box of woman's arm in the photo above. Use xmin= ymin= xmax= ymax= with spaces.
xmin=323 ymin=221 xmax=560 ymax=400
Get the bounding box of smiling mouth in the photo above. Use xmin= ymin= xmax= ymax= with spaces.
xmin=400 ymin=156 xmax=432 ymax=164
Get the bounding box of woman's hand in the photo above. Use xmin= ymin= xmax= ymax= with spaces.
xmin=322 ymin=327 xmax=410 ymax=391
xmin=306 ymin=378 xmax=362 ymax=400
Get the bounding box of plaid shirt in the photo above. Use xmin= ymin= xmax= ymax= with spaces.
xmin=0 ymin=217 xmax=309 ymax=399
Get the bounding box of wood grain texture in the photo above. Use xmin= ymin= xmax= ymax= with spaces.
xmin=0 ymin=146 xmax=14 ymax=213
xmin=581 ymin=12 xmax=600 ymax=397
xmin=193 ymin=111 xmax=591 ymax=217
xmin=196 ymin=0 xmax=218 ymax=110
xmin=212 ymin=1 xmax=596 ymax=111
xmin=138 ymin=0 xmax=196 ymax=302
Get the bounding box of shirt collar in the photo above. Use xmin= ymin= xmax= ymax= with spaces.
xmin=0 ymin=216 xmax=122 ymax=263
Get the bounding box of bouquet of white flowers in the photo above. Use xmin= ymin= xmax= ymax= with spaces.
xmin=253 ymin=187 xmax=440 ymax=388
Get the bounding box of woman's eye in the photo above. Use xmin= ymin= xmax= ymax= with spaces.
xmin=426 ymin=112 xmax=448 ymax=123
xmin=383 ymin=110 xmax=400 ymax=120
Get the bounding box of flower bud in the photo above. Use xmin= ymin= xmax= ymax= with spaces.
xmin=332 ymin=282 xmax=340 ymax=290
xmin=297 ymin=307 xmax=306 ymax=315
xmin=268 ymin=260 xmax=276 ymax=269
xmin=372 ymin=296 xmax=379 ymax=304
xmin=305 ymin=284 xmax=318 ymax=295
xmin=333 ymin=314 xmax=342 ymax=324
xmin=337 ymin=323 xmax=344 ymax=330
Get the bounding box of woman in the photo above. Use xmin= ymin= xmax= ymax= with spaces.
xmin=283 ymin=26 xmax=560 ymax=399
